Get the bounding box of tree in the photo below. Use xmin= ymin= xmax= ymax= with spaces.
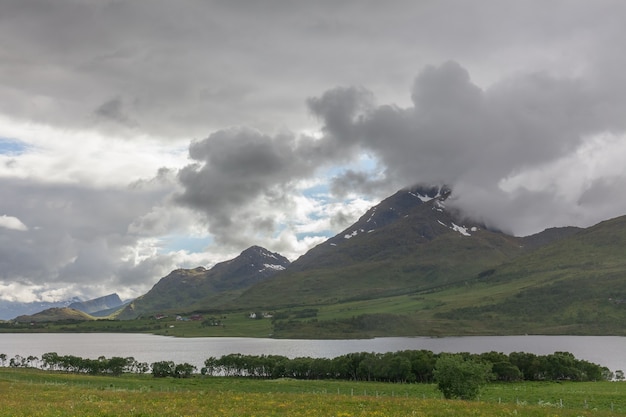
xmin=41 ymin=352 xmax=61 ymax=370
xmin=433 ymin=354 xmax=492 ymax=400
xmin=174 ymin=362 xmax=196 ymax=378
xmin=492 ymin=361 xmax=522 ymax=382
xmin=151 ymin=361 xmax=175 ymax=378
xmin=108 ymin=357 xmax=133 ymax=376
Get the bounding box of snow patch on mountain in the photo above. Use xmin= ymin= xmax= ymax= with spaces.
xmin=257 ymin=248 xmax=278 ymax=260
xmin=437 ymin=219 xmax=477 ymax=237
xmin=261 ymin=263 xmax=286 ymax=272
xmin=409 ymin=189 xmax=444 ymax=202
xmin=451 ymin=223 xmax=471 ymax=236
xmin=366 ymin=207 xmax=377 ymax=223
xmin=344 ymin=230 xmax=360 ymax=239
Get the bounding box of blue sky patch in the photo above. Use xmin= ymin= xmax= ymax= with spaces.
xmin=159 ymin=235 xmax=214 ymax=254
xmin=296 ymin=231 xmax=333 ymax=240
xmin=301 ymin=182 xmax=330 ymax=200
xmin=0 ymin=137 xmax=29 ymax=155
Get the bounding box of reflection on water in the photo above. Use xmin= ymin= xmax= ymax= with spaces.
xmin=0 ymin=334 xmax=624 ymax=372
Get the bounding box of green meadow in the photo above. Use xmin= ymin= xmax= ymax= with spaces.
xmin=1 ymin=368 xmax=625 ymax=416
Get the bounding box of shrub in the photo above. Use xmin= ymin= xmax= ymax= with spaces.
xmin=151 ymin=361 xmax=175 ymax=378
xmin=433 ymin=354 xmax=492 ymax=400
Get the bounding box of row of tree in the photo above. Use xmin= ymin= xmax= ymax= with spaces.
xmin=201 ymin=350 xmax=612 ymax=383
xmin=40 ymin=352 xmax=148 ymax=376
xmin=0 ymin=349 xmax=613 ymax=384
xmin=0 ymin=352 xmax=196 ymax=378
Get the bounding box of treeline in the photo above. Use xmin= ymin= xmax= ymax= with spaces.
xmin=201 ymin=350 xmax=612 ymax=383
xmin=0 ymin=350 xmax=612 ymax=382
xmin=0 ymin=352 xmax=195 ymax=378
xmin=41 ymin=352 xmax=148 ymax=376
xmin=0 ymin=352 xmax=147 ymax=375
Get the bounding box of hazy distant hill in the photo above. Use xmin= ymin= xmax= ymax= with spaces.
xmin=117 ymin=246 xmax=290 ymax=319
xmin=69 ymin=293 xmax=125 ymax=316
xmin=0 ymin=297 xmax=81 ymax=321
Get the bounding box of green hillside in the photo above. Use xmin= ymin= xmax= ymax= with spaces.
xmin=434 ymin=214 xmax=626 ymax=333
xmin=263 ymin=214 xmax=626 ymax=338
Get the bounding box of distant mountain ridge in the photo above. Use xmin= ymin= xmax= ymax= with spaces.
xmin=69 ymin=293 xmax=125 ymax=316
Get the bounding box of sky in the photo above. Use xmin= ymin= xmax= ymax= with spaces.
xmin=2 ymin=0 xmax=626 ymax=303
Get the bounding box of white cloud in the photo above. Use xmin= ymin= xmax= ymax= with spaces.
xmin=0 ymin=114 xmax=189 ymax=186
xmin=0 ymin=215 xmax=28 ymax=231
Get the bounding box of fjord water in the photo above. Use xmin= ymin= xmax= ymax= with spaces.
xmin=1 ymin=334 xmax=624 ymax=373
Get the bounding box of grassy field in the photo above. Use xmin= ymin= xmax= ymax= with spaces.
xmin=1 ymin=368 xmax=625 ymax=416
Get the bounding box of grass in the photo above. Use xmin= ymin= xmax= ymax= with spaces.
xmin=1 ymin=368 xmax=625 ymax=416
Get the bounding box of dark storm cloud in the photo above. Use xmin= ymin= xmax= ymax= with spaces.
xmin=329 ymin=170 xmax=389 ymax=199
xmin=339 ymin=62 xmax=600 ymax=186
xmin=199 ymin=62 xmax=625 ymax=237
xmin=175 ymin=127 xmax=339 ymax=247
xmin=175 ymin=58 xmax=626 ymax=240
xmin=95 ymin=97 xmax=137 ymax=127
xmin=309 ymin=61 xmax=626 ymax=234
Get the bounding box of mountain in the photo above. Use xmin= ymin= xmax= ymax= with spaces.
xmin=235 ymin=195 xmax=626 ymax=337
xmin=68 ymin=293 xmax=125 ymax=316
xmin=0 ymin=297 xmax=82 ymax=321
xmin=111 ymin=183 xmax=626 ymax=338
xmin=117 ymin=246 xmax=290 ymax=319
xmin=14 ymin=307 xmax=95 ymax=323
xmin=232 ymin=185 xmax=542 ymax=308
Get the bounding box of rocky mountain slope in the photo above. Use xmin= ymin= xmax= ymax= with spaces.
xmin=117 ymin=246 xmax=290 ymax=318
xmin=68 ymin=293 xmax=125 ymax=316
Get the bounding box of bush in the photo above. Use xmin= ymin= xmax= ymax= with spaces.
xmin=434 ymin=354 xmax=492 ymax=400
xmin=151 ymin=361 xmax=175 ymax=378
xmin=174 ymin=363 xmax=196 ymax=378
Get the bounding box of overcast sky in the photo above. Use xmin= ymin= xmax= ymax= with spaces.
xmin=2 ymin=0 xmax=626 ymax=303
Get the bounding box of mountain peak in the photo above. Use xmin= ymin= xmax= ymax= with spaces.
xmin=68 ymin=293 xmax=124 ymax=315
xmin=404 ymin=184 xmax=451 ymax=202
xmin=329 ymin=183 xmax=454 ymax=242
xmin=238 ymin=246 xmax=290 ymax=273
xmin=117 ymin=245 xmax=290 ymax=318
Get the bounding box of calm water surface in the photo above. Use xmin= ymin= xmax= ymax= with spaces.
xmin=0 ymin=334 xmax=624 ymax=372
